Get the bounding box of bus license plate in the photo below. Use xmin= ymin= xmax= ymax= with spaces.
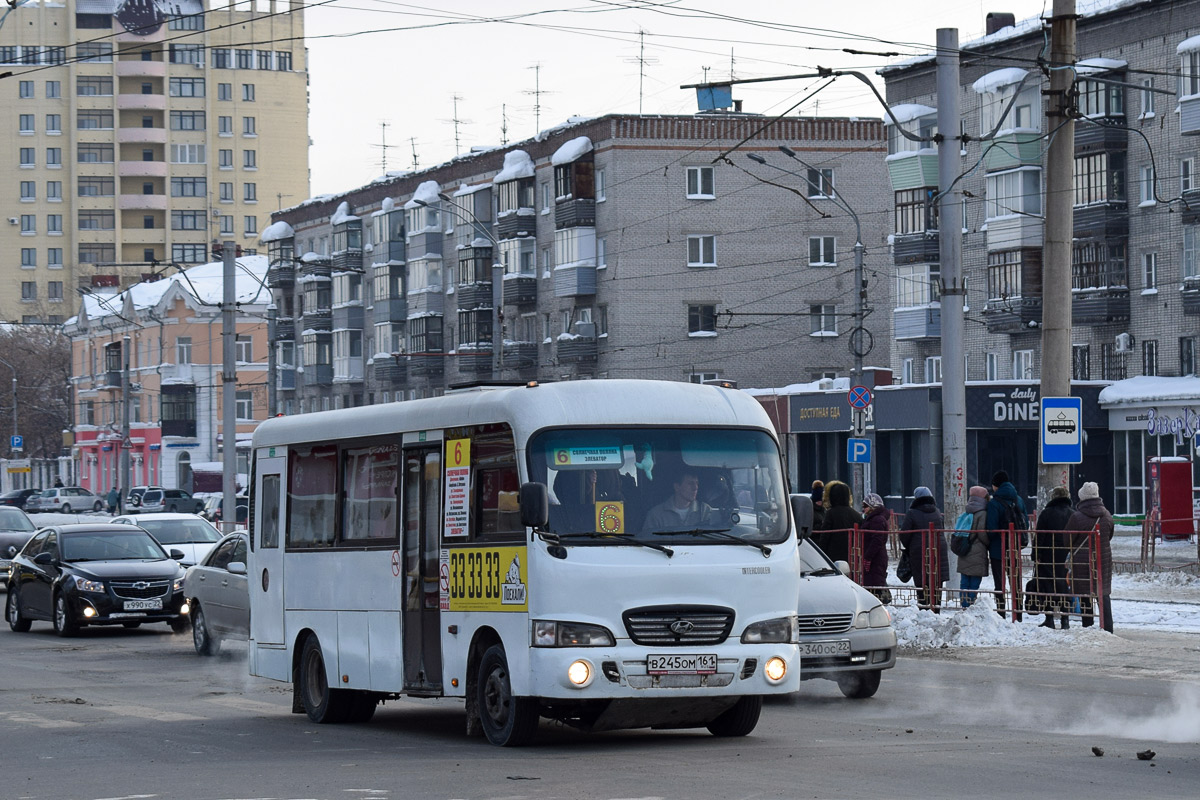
xmin=647 ymin=653 xmax=717 ymax=675
xmin=124 ymin=599 xmax=162 ymax=611
xmin=800 ymin=639 xmax=851 ymax=657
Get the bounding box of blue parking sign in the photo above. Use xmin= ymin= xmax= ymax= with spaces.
xmin=847 ymin=438 xmax=871 ymax=464
xmin=10 ymin=435 xmax=22 ymax=451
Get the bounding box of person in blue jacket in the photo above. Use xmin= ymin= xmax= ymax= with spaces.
xmin=986 ymin=470 xmax=1026 ymax=621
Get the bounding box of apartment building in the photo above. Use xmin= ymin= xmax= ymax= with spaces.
xmin=63 ymin=256 xmax=271 ymax=493
xmin=265 ymin=113 xmax=892 ymax=414
xmin=0 ymin=0 xmax=308 ymax=325
xmin=877 ymin=0 xmax=1200 ymax=513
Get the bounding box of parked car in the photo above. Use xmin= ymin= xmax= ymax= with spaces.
xmin=0 ymin=488 xmax=39 ymax=510
xmin=204 ymin=493 xmax=249 ymax=526
xmin=184 ymin=531 xmax=249 ymax=655
xmin=794 ymin=537 xmax=897 ymax=698
xmin=25 ymin=487 xmax=105 ymax=514
xmin=135 ymin=488 xmax=204 ymax=515
xmin=0 ymin=506 xmax=38 ymax=585
xmin=111 ymin=513 xmax=223 ymax=567
xmin=5 ymin=523 xmax=188 ymax=637
xmin=124 ymin=485 xmax=163 ymax=513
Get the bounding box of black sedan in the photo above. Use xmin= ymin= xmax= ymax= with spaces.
xmin=0 ymin=488 xmax=38 ymax=510
xmin=6 ymin=523 xmax=189 ymax=637
xmin=0 ymin=506 xmax=38 ymax=585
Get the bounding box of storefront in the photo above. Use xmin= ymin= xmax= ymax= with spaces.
xmin=75 ymin=426 xmax=163 ymax=493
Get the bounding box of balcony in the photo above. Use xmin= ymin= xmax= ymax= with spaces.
xmin=893 ymin=304 xmax=941 ymax=340
xmin=503 ymin=341 xmax=538 ymax=369
xmin=116 ymin=127 xmax=167 ymax=145
xmin=503 ymin=275 xmax=537 ymax=305
xmin=273 ymin=319 xmax=295 ymax=341
xmin=1181 ymin=95 xmax=1200 ymax=135
xmin=496 ymin=209 xmax=537 ymax=239
xmin=409 ymin=354 xmax=444 ymax=378
xmin=982 ymin=131 xmax=1044 ymax=170
xmin=117 ymin=194 xmax=167 ymax=211
xmin=1072 ymin=289 xmax=1130 ymax=324
xmin=555 ymin=198 xmax=596 ymax=229
xmin=158 ymin=363 xmax=195 ymax=385
xmin=893 ymin=231 xmax=940 ymax=265
xmin=1182 ymin=189 xmax=1200 ymax=225
xmin=456 ymin=346 xmax=493 ymax=375
xmin=986 ymin=215 xmax=1043 ymax=251
xmin=308 ymin=365 xmax=333 ymax=386
xmin=371 ymin=240 xmax=406 ymax=265
xmin=885 ymin=150 xmax=938 ymax=192
xmin=1182 ymin=277 xmax=1200 ymax=315
xmin=333 ymin=249 xmax=363 ymax=273
xmin=554 ymin=264 xmax=596 ymax=298
xmin=277 ymin=368 xmax=296 ymax=391
xmin=407 ymin=230 xmax=442 ymax=259
xmin=1073 ymin=203 xmax=1128 ymax=240
xmin=116 ymin=93 xmax=166 ymax=111
xmin=374 ymin=296 xmax=407 ymax=325
xmin=456 ymin=282 xmax=492 ymax=310
xmin=115 ymin=60 xmax=166 ymax=78
xmin=557 ymin=335 xmax=598 ymax=364
xmin=334 ymin=359 xmax=364 ymax=384
xmin=374 ymin=356 xmax=407 ymax=384
xmin=117 ymin=160 xmax=167 ymax=178
xmin=268 ymin=262 xmax=295 ymax=288
xmin=298 ymin=254 xmax=332 ymax=279
xmin=1074 ymin=120 xmax=1126 ymax=153
xmin=332 ymin=305 xmax=363 ymax=330
xmin=407 ymin=288 xmax=444 ymax=316
xmin=102 ymin=370 xmax=122 ymax=390
xmin=161 ymin=417 xmax=197 ymax=438
xmin=301 ymin=308 xmax=332 ymax=331
xmin=983 ymin=296 xmax=1042 ymax=333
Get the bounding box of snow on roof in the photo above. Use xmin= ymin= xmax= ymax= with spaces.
xmin=493 ymin=149 xmax=536 ymax=184
xmin=453 ymin=182 xmax=489 ymax=197
xmin=551 ymin=136 xmax=593 ymax=166
xmin=372 ymin=197 xmax=397 ymax=217
xmin=1178 ymin=34 xmax=1200 ymax=54
xmin=404 ymin=180 xmax=442 ymax=209
xmin=885 ymin=103 xmax=937 ymax=126
xmin=743 ymin=377 xmax=851 ymax=396
xmin=300 ymin=251 xmax=327 ymax=263
xmin=72 ymin=256 xmax=271 ymax=325
xmin=330 ymin=201 xmax=359 ymax=226
xmin=259 ymin=220 xmax=294 ymax=243
xmin=1075 ymin=57 xmax=1127 ymax=75
xmin=972 ymin=67 xmax=1029 ymax=95
xmin=1098 ymin=376 xmax=1200 ymax=406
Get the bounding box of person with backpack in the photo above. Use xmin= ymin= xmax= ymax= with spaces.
xmin=815 ymin=480 xmax=859 ymax=565
xmin=1065 ymin=481 xmax=1115 ymax=632
xmin=953 ymin=485 xmax=991 ymax=608
xmin=1033 ymin=486 xmax=1074 ymax=629
xmin=860 ymin=492 xmax=891 ymax=602
xmin=986 ymin=470 xmax=1027 ymax=621
xmin=899 ymin=486 xmax=947 ymax=613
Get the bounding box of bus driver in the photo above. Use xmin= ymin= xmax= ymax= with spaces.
xmin=642 ymin=469 xmax=716 ymax=532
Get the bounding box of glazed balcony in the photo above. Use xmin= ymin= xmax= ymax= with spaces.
xmin=1073 ymin=203 xmax=1128 ymax=240
xmin=982 ymin=131 xmax=1044 ymax=170
xmin=1179 ymin=95 xmax=1200 ymax=135
xmin=983 ymin=296 xmax=1042 ymax=334
xmin=885 ymin=150 xmax=938 ymax=193
xmin=301 ymin=308 xmax=332 ymax=331
xmin=893 ymin=304 xmax=941 ymax=340
xmin=893 ymin=231 xmax=940 ymax=265
xmin=277 ymin=368 xmax=296 ymax=391
xmin=1072 ymin=290 xmax=1130 ymax=324
xmin=456 ymin=282 xmax=492 ymax=311
xmin=273 ymin=319 xmax=295 ymax=341
xmin=267 ymin=262 xmax=295 ymax=288
xmin=554 ymin=264 xmax=596 ymax=298
xmin=1180 ymin=277 xmax=1200 ymax=315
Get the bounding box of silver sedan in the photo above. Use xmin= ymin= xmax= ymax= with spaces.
xmin=183 ymin=531 xmax=249 ymax=655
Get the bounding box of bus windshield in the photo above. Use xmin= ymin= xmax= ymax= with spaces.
xmin=527 ymin=427 xmax=788 ymax=545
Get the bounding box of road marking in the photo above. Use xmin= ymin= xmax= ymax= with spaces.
xmin=0 ymin=711 xmax=84 ymax=729
xmin=93 ymin=704 xmax=204 ymax=722
xmin=206 ymin=695 xmax=290 ymax=714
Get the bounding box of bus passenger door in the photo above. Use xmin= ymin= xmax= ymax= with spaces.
xmin=252 ymin=456 xmax=287 ymax=650
xmin=402 ymin=446 xmax=443 ymax=694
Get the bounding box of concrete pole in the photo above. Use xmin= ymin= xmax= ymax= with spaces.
xmin=119 ymin=335 xmax=131 ymax=514
xmin=267 ymin=303 xmax=277 ymax=416
xmin=492 ymin=260 xmax=502 ymax=374
xmin=1038 ymin=0 xmax=1077 ymax=508
xmin=937 ymin=28 xmax=967 ymax=524
xmin=852 ymin=238 xmax=866 ymax=502
xmin=222 ymin=242 xmax=237 ymax=531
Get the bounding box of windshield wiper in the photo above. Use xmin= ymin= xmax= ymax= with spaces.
xmin=555 ymin=531 xmax=674 ymax=557
xmin=801 ymin=567 xmax=840 ymax=577
xmin=651 ymin=528 xmax=772 ymax=558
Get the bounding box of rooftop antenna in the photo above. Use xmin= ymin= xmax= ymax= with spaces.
xmin=409 ymin=137 xmax=419 ymax=170
xmin=729 ymin=47 xmax=735 ymax=82
xmin=371 ymin=120 xmax=392 ymax=173
xmin=623 ymin=29 xmax=659 ymax=115
xmin=524 ymin=63 xmax=554 ymax=134
xmin=443 ymin=95 xmax=471 ymax=156
xmin=500 ymin=103 xmax=509 ymax=146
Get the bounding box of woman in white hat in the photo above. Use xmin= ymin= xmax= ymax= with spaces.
xmin=1064 ymin=481 xmax=1114 ymax=632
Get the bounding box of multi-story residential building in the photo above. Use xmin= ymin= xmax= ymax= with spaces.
xmin=0 ymin=0 xmax=307 ymax=325
xmin=875 ymin=1 xmax=1200 ymax=514
xmin=63 ymin=256 xmax=271 ymax=493
xmin=264 ymin=114 xmax=892 ymax=414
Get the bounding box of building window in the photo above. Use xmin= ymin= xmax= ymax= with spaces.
xmin=1185 ymin=225 xmax=1199 ymax=281
xmin=48 ymin=281 xmax=62 ymax=302
xmin=986 ymin=351 xmax=999 ymax=381
xmin=809 ymin=236 xmax=836 ymax=266
xmin=219 ymin=215 xmax=233 ymax=235
xmin=20 ymin=181 xmax=34 ymax=201
xmin=1139 ymin=166 xmax=1155 ymax=205
xmin=171 ymin=177 xmax=207 ymax=197
xmin=243 ymin=150 xmax=257 ymax=169
xmin=242 ymin=83 xmax=255 ymax=101
xmin=902 ymin=358 xmax=914 ymax=384
xmin=20 ymin=248 xmax=35 ymax=268
xmin=257 ymin=50 xmax=273 ymax=70
xmin=77 ymin=110 xmax=114 ymax=130
xmin=45 ymin=114 xmax=60 ymax=134
xmin=169 ymin=77 xmax=205 ymax=97
xmin=810 ymin=304 xmax=837 ymax=335
xmin=1072 ymin=240 xmax=1127 ymax=290
xmin=45 ymin=80 xmax=59 ymax=98
xmin=78 ymin=143 xmax=114 ymax=163
xmin=895 ymin=263 xmax=940 ymax=306
xmin=220 ymin=182 xmax=234 ymax=202
xmin=244 ymin=216 xmax=258 ymax=235
xmin=895 ymin=187 xmax=938 ymax=234
xmin=172 ymin=244 xmax=207 ymax=264
xmin=276 ymin=51 xmax=292 ymax=71
xmin=686 ymin=166 xmax=715 ymax=198
xmin=171 ymin=210 xmax=207 ymax=230
xmin=47 ymin=214 xmax=61 ymax=233
xmin=985 ymin=167 xmax=1042 ymax=219
xmin=168 ymin=13 xmax=204 ymax=31
xmin=1143 ymin=253 xmax=1157 ymax=290
xmin=76 ymin=75 xmax=113 ymax=96
xmin=236 ymin=335 xmax=253 ymax=363
xmin=79 ymin=244 xmax=115 ymax=264
xmin=1142 ymin=340 xmax=1159 ymax=376
xmin=1072 ymin=344 xmax=1090 ymax=380
xmin=77 ymin=43 xmax=113 ymax=63
xmin=1140 ymin=79 xmax=1154 ymax=116
xmin=18 ymin=113 xmax=33 ymax=133
xmin=688 ymin=304 xmax=716 ymax=334
xmin=20 ymin=215 xmax=35 ymax=233
xmin=1181 ymin=337 xmax=1196 ymax=376
xmin=169 ymin=43 xmax=204 ymax=65
xmin=170 ymin=111 xmax=205 ymax=131
xmin=218 ymin=82 xmax=232 ymax=101
xmin=18 ymin=79 xmax=32 ymax=97
xmin=171 ymin=144 xmax=205 ymax=164
xmin=47 ymin=181 xmax=61 ymax=201
xmin=925 ymin=355 xmax=942 ymax=383
xmin=48 ymin=248 xmax=62 ymax=268
xmin=806 ymin=167 xmax=834 ymax=198
xmin=1077 ymin=78 xmax=1124 ymax=118
xmin=244 ymin=183 xmax=257 ymax=202
xmin=218 ymin=116 xmax=233 ymax=136
xmin=44 ymin=147 xmax=61 ymax=168
xmin=1183 ymin=158 xmax=1195 ymax=194
xmin=21 ymin=282 xmax=36 ymax=301
xmin=243 ymin=116 xmax=256 ymax=136
xmin=687 ymin=235 xmax=716 ymax=267
xmin=219 ymin=149 xmax=233 ymax=168
xmin=1073 ymin=152 xmax=1125 ymax=206
xmin=596 ymin=236 xmax=606 ymax=268
xmin=79 ymin=210 xmax=115 ymax=230
xmin=1012 ymin=349 xmax=1034 ymax=380
xmin=595 ymin=167 xmax=606 ymax=201
xmin=1101 ymin=343 xmax=1127 ymax=380
xmin=176 ymin=337 xmax=193 ymax=364
xmin=19 ymin=148 xmax=34 ymax=167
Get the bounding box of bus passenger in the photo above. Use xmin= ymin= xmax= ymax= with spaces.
xmin=642 ymin=469 xmax=715 ymax=532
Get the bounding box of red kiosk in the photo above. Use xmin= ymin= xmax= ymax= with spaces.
xmin=1148 ymin=457 xmax=1194 ymax=541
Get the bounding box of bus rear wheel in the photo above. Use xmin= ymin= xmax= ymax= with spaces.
xmin=477 ymin=644 xmax=538 ymax=746
xmin=299 ymin=636 xmax=354 ymax=724
xmin=706 ymin=695 xmax=762 ymax=737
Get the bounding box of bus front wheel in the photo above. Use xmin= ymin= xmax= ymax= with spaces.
xmin=477 ymin=644 xmax=538 ymax=746
xmin=299 ymin=636 xmax=353 ymax=724
xmin=706 ymin=695 xmax=762 ymax=737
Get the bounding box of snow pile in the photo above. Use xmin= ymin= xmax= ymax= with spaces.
xmin=972 ymin=67 xmax=1029 ymax=95
xmin=1098 ymin=375 xmax=1200 ymax=406
xmin=493 ymin=150 xmax=535 ymax=184
xmin=885 ymin=103 xmax=937 ymax=126
xmin=1074 ymin=57 xmax=1127 ymax=75
xmin=551 ymin=136 xmax=593 ymax=166
xmin=259 ymin=220 xmax=294 ymax=243
xmin=330 ymin=201 xmax=359 ymax=226
xmin=405 ymin=180 xmax=442 ymax=209
xmin=891 ymin=594 xmax=1110 ymax=650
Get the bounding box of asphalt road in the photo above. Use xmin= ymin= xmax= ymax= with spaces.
xmin=1 ymin=620 xmax=1198 ymax=800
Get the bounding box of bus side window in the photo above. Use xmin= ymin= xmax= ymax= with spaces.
xmin=288 ymin=444 xmax=337 ymax=547
xmin=478 ymin=467 xmax=520 ymax=537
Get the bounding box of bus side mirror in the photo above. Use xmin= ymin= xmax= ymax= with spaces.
xmin=519 ymin=482 xmax=549 ymax=530
xmin=789 ymin=494 xmax=813 ymax=540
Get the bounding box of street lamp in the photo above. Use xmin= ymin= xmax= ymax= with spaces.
xmin=413 ymin=193 xmax=502 ymax=374
xmin=0 ymin=356 xmax=17 ymax=457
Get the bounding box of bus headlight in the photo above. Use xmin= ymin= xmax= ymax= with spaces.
xmin=532 ymin=620 xmax=615 ymax=647
xmin=741 ymin=616 xmax=797 ymax=644
xmin=855 ymin=605 xmax=892 ymax=629
xmin=567 ymin=659 xmax=594 ymax=687
xmin=763 ymin=656 xmax=788 ymax=683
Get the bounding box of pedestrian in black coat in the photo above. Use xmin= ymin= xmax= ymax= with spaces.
xmin=899 ymin=486 xmax=947 ymax=613
xmin=1034 ymin=486 xmax=1074 ymax=629
xmin=816 ymin=481 xmax=861 ymax=565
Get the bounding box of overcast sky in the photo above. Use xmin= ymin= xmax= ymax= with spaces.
xmin=301 ymin=0 xmax=1050 ymax=199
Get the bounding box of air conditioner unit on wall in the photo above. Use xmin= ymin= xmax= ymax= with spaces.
xmin=1115 ymin=332 xmax=1133 ymax=353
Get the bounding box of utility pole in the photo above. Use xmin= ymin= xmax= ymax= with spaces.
xmin=267 ymin=303 xmax=277 ymax=416
xmin=1038 ymin=0 xmax=1077 ymax=506
xmin=119 ymin=335 xmax=131 ymax=513
xmin=221 ymin=241 xmax=237 ymax=531
xmin=937 ymin=28 xmax=967 ymax=525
